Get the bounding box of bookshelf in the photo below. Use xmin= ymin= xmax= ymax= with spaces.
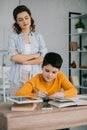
xmin=69 ymin=12 xmax=87 ymax=94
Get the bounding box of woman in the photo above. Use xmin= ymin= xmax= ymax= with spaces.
xmin=8 ymin=5 xmax=47 ymax=89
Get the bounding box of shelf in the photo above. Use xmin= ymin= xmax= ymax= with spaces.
xmin=69 ymin=12 xmax=87 ymax=94
xmin=69 ymin=31 xmax=87 ymax=36
xmin=69 ymin=14 xmax=87 ymax=19
xmin=76 ymin=85 xmax=87 ymax=89
xmin=80 ymin=66 xmax=87 ymax=69
xmin=69 ymin=50 xmax=87 ymax=53
xmin=69 ymin=68 xmax=87 ymax=71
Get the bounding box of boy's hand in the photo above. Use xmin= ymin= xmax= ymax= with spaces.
xmin=49 ymin=92 xmax=64 ymax=99
xmin=35 ymin=90 xmax=48 ymax=99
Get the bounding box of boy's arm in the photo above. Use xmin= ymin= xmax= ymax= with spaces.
xmin=60 ymin=73 xmax=78 ymax=98
xmin=49 ymin=73 xmax=78 ymax=99
xmin=49 ymin=92 xmax=64 ymax=99
xmin=15 ymin=81 xmax=34 ymax=97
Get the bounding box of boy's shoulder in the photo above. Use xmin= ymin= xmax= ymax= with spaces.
xmin=30 ymin=73 xmax=42 ymax=80
xmin=35 ymin=73 xmax=42 ymax=77
xmin=57 ymin=71 xmax=64 ymax=75
xmin=57 ymin=72 xmax=66 ymax=78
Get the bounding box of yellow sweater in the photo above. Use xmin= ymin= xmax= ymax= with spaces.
xmin=15 ymin=72 xmax=77 ymax=98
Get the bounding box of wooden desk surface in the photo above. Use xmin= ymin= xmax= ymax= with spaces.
xmin=0 ymin=103 xmax=87 ymax=130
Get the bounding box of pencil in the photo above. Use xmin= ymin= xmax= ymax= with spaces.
xmin=34 ymin=86 xmax=49 ymax=101
xmin=34 ymin=86 xmax=40 ymax=91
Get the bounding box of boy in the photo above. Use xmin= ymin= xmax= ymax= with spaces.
xmin=15 ymin=52 xmax=77 ymax=99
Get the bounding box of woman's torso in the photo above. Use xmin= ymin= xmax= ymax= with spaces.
xmin=8 ymin=32 xmax=47 ymax=85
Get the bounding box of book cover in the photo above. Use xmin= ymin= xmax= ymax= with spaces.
xmin=70 ymin=42 xmax=78 ymax=51
xmin=11 ymin=103 xmax=37 ymax=111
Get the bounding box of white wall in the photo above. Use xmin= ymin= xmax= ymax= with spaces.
xmin=20 ymin=0 xmax=87 ymax=77
xmin=0 ymin=0 xmax=19 ymax=65
xmin=0 ymin=0 xmax=87 ymax=129
xmin=0 ymin=0 xmax=19 ymax=27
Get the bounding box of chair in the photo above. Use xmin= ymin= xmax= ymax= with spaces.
xmin=0 ymin=66 xmax=10 ymax=102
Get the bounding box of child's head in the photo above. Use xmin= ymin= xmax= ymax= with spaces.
xmin=42 ymin=52 xmax=63 ymax=83
xmin=42 ymin=52 xmax=63 ymax=69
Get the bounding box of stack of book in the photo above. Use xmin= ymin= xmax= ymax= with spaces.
xmin=48 ymin=95 xmax=87 ymax=108
xmin=7 ymin=96 xmax=42 ymax=111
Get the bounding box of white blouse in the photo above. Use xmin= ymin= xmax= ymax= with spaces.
xmin=20 ymin=44 xmax=32 ymax=83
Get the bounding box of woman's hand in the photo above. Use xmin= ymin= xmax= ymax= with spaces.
xmin=11 ymin=51 xmax=41 ymax=64
xmin=34 ymin=52 xmax=40 ymax=58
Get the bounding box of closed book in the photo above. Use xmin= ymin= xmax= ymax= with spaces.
xmin=7 ymin=96 xmax=42 ymax=104
xmin=11 ymin=103 xmax=37 ymax=111
xmin=49 ymin=100 xmax=76 ymax=108
xmin=70 ymin=42 xmax=78 ymax=51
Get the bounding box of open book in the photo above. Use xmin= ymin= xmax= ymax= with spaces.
xmin=48 ymin=95 xmax=87 ymax=108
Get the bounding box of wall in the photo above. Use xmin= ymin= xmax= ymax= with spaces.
xmin=0 ymin=0 xmax=87 ymax=129
xmin=0 ymin=0 xmax=19 ymax=65
xmin=0 ymin=0 xmax=19 ymax=27
xmin=20 ymin=0 xmax=87 ymax=77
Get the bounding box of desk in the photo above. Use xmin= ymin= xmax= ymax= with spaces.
xmin=0 ymin=103 xmax=87 ymax=130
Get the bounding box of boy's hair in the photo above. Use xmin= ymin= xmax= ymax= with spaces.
xmin=42 ymin=52 xmax=63 ymax=69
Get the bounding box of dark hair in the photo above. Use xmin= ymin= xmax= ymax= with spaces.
xmin=42 ymin=52 xmax=63 ymax=69
xmin=13 ymin=5 xmax=35 ymax=34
